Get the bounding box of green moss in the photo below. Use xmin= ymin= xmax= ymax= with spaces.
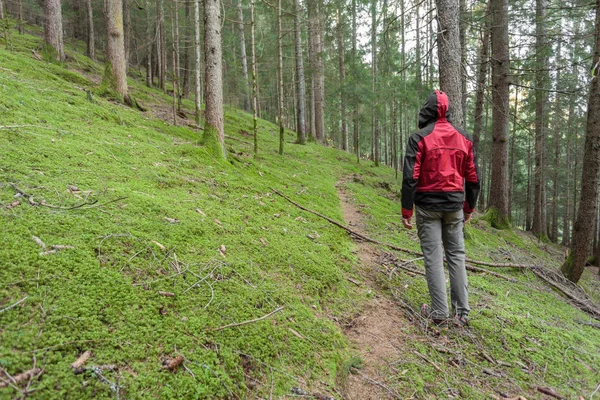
xmin=482 ymin=207 xmax=511 ymax=229
xmin=202 ymin=123 xmax=227 ymax=160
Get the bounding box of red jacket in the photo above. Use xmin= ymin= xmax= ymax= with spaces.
xmin=401 ymin=90 xmax=480 ymax=219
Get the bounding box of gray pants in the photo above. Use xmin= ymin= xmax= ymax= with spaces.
xmin=416 ymin=206 xmax=469 ymax=319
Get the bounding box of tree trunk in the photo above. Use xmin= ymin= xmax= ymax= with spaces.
xmin=203 ymin=0 xmax=225 ymax=159
xmin=250 ymin=0 xmax=259 ymax=154
xmin=157 ymin=0 xmax=166 ymax=91
xmin=551 ymin=29 xmax=563 ymax=243
xmin=562 ymin=0 xmax=600 ymax=282
xmin=104 ymin=0 xmax=129 ymax=102
xmin=459 ymin=0 xmax=467 ymax=124
xmin=314 ymin=0 xmax=325 ymax=143
xmin=86 ymin=0 xmax=95 ymax=60
xmin=123 ymin=0 xmax=130 ymax=69
xmin=18 ymin=0 xmax=23 ymax=34
xmin=435 ymin=0 xmax=463 ymax=128
xmin=508 ymin=83 xmax=518 ymax=218
xmin=146 ymin=0 xmax=153 ymax=86
xmin=487 ymin=0 xmax=510 ymax=225
xmin=173 ymin=0 xmax=181 ymax=112
xmin=472 ymin=8 xmax=489 ymax=154
xmin=371 ymin=0 xmax=379 ymax=166
xmin=562 ymin=92 xmax=576 ymax=246
xmin=352 ymin=0 xmax=359 ymax=161
xmin=44 ymin=0 xmax=65 ymax=61
xmin=532 ymin=0 xmax=548 ymax=237
xmin=415 ymin=0 xmax=421 ymax=90
xmin=277 ymin=0 xmax=284 ymax=155
xmin=237 ymin=0 xmax=251 ymax=112
xmin=294 ymin=0 xmax=306 ymax=144
xmin=72 ymin=0 xmax=82 ymax=39
xmin=194 ymin=0 xmax=201 ymax=123
xmin=0 ymin=0 xmax=4 ymax=20
xmin=337 ymin=9 xmax=348 ymax=151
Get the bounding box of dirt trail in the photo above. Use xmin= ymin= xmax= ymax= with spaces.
xmin=337 ymin=182 xmax=409 ymax=400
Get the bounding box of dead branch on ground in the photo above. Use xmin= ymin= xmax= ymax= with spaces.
xmin=0 ymin=368 xmax=42 ymax=389
xmin=212 ymin=306 xmax=285 ymax=331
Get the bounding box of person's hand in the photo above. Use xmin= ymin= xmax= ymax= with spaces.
xmin=464 ymin=212 xmax=472 ymax=224
xmin=402 ymin=217 xmax=413 ymax=230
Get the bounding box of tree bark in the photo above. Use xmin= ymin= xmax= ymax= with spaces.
xmin=203 ymin=0 xmax=225 ymax=159
xmin=18 ymin=0 xmax=24 ymax=34
xmin=472 ymin=7 xmax=489 ymax=154
xmin=157 ymin=0 xmax=166 ymax=91
xmin=487 ymin=0 xmax=510 ymax=224
xmin=72 ymin=0 xmax=82 ymax=39
xmin=237 ymin=0 xmax=251 ymax=112
xmin=561 ymin=0 xmax=600 ymax=282
xmin=123 ymin=0 xmax=130 ymax=69
xmin=277 ymin=0 xmax=284 ymax=155
xmin=459 ymin=0 xmax=467 ymax=124
xmin=86 ymin=0 xmax=95 ymax=60
xmin=371 ymin=0 xmax=379 ymax=165
xmin=250 ymin=0 xmax=259 ymax=154
xmin=337 ymin=9 xmax=348 ymax=151
xmin=194 ymin=0 xmax=201 ymax=123
xmin=532 ymin=0 xmax=548 ymax=237
xmin=435 ymin=0 xmax=463 ymax=128
xmin=551 ymin=28 xmax=563 ymax=243
xmin=104 ymin=0 xmax=129 ymax=102
xmin=0 ymin=0 xmax=4 ymax=20
xmin=44 ymin=0 xmax=65 ymax=61
xmin=146 ymin=0 xmax=153 ymax=86
xmin=182 ymin=2 xmax=191 ymax=98
xmin=352 ymin=0 xmax=359 ymax=161
xmin=294 ymin=0 xmax=306 ymax=144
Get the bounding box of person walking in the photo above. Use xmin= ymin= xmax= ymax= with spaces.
xmin=401 ymin=90 xmax=480 ymax=327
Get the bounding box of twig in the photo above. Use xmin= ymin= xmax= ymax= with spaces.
xmin=212 ymin=306 xmax=285 ymax=331
xmin=350 ymin=367 xmax=400 ymax=398
xmin=576 ymin=320 xmax=600 ymax=329
xmin=0 ymin=296 xmax=28 ymax=314
xmin=0 ymin=368 xmax=42 ymax=389
xmin=413 ymin=350 xmax=443 ymax=373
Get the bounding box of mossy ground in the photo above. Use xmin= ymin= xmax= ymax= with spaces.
xmin=1 ymin=22 xmax=599 ymax=399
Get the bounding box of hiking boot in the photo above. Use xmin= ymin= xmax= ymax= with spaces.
xmin=454 ymin=314 xmax=470 ymax=328
xmin=420 ymin=304 xmax=448 ymax=326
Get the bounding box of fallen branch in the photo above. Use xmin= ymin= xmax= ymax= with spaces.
xmin=575 ymin=320 xmax=600 ymax=329
xmin=466 ymin=264 xmax=515 ymax=282
xmin=212 ymin=306 xmax=285 ymax=332
xmin=0 ymin=368 xmax=42 ymax=389
xmin=350 ymin=367 xmax=400 ymax=399
xmin=9 ymin=183 xmax=126 ymax=210
xmin=535 ymin=386 xmax=564 ymax=399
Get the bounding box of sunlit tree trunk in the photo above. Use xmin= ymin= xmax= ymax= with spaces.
xmin=194 ymin=0 xmax=201 ymax=123
xmin=337 ymin=8 xmax=348 ymax=151
xmin=250 ymin=0 xmax=259 ymax=154
xmin=104 ymin=0 xmax=129 ymax=103
xmin=237 ymin=0 xmax=251 ymax=111
xmin=294 ymin=0 xmax=306 ymax=144
xmin=277 ymin=0 xmax=284 ymax=155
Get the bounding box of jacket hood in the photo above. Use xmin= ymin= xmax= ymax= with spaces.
xmin=418 ymin=90 xmax=452 ymax=129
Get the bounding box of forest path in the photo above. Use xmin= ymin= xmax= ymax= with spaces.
xmin=336 ymin=180 xmax=409 ymax=400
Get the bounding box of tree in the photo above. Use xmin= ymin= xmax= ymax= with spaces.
xmin=472 ymin=4 xmax=489 ymax=154
xmin=104 ymin=0 xmax=129 ymax=103
xmin=371 ymin=0 xmax=378 ymax=165
xmin=0 ymin=0 xmax=4 ymax=20
xmin=277 ymin=0 xmax=284 ymax=155
xmin=44 ymin=0 xmax=65 ymax=61
xmin=203 ymin=0 xmax=225 ymax=159
xmin=194 ymin=0 xmax=202 ymax=124
xmin=561 ymin=0 xmax=600 ymax=283
xmin=435 ymin=0 xmax=463 ymax=127
xmin=308 ymin=0 xmax=325 ymax=143
xmin=486 ymin=0 xmax=510 ymax=226
xmin=237 ymin=0 xmax=251 ymax=112
xmin=532 ymin=0 xmax=548 ymax=237
xmin=86 ymin=0 xmax=95 ymax=60
xmin=250 ymin=0 xmax=258 ymax=154
xmin=293 ymin=0 xmax=306 ymax=145
xmin=337 ymin=8 xmax=347 ymax=151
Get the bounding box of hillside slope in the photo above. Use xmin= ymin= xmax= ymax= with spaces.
xmin=1 ymin=26 xmax=599 ymax=399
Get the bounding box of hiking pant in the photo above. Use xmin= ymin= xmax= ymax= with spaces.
xmin=416 ymin=206 xmax=470 ymax=319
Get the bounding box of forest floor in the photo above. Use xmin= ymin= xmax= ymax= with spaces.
xmin=1 ymin=21 xmax=600 ymax=399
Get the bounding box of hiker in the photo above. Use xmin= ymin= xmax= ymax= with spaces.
xmin=400 ymin=90 xmax=480 ymax=327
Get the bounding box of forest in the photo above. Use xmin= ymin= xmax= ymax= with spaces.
xmin=0 ymin=0 xmax=600 ymax=398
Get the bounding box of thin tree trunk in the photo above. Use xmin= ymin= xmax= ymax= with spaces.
xmin=435 ymin=0 xmax=463 ymax=128
xmin=459 ymin=0 xmax=467 ymax=124
xmin=415 ymin=0 xmax=421 ymax=90
xmin=18 ymin=0 xmax=23 ymax=34
xmin=44 ymin=0 xmax=65 ymax=61
xmin=194 ymin=0 xmax=201 ymax=124
xmin=562 ymin=93 xmax=575 ymax=246
xmin=337 ymin=9 xmax=348 ymax=151
xmin=104 ymin=0 xmax=129 ymax=102
xmin=526 ymin=131 xmax=533 ymax=229
xmin=352 ymin=0 xmax=359 ymax=161
xmin=277 ymin=0 xmax=284 ymax=155
xmin=173 ymin=0 xmax=181 ymax=112
xmin=294 ymin=0 xmax=306 ymax=144
xmin=472 ymin=5 xmax=489 ymax=153
xmin=371 ymin=0 xmax=379 ymax=165
xmin=157 ymin=0 xmax=166 ymax=91
xmin=551 ymin=28 xmax=563 ymax=243
xmin=123 ymin=0 xmax=130 ymax=69
xmin=0 ymin=0 xmax=4 ymax=20
xmin=487 ymin=0 xmax=510 ymax=224
xmin=86 ymin=0 xmax=95 ymax=60
xmin=562 ymin=0 xmax=600 ymax=282
xmin=182 ymin=1 xmax=191 ymax=98
xmin=203 ymin=0 xmax=225 ymax=159
xmin=237 ymin=0 xmax=251 ymax=112
xmin=532 ymin=0 xmax=548 ymax=237
xmin=508 ymin=83 xmax=518 ymax=218
xmin=250 ymin=0 xmax=258 ymax=154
